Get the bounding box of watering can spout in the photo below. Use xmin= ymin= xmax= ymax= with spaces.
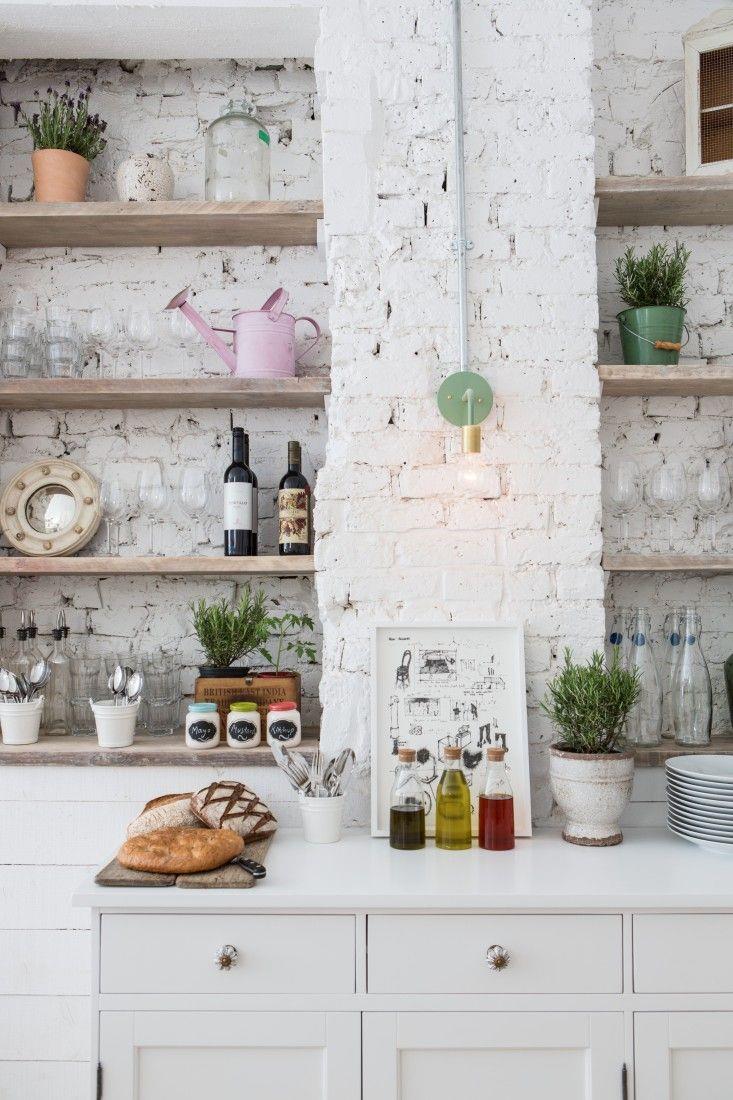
xmin=164 ymin=286 xmax=237 ymax=373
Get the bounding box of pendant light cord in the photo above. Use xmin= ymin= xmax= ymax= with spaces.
xmin=451 ymin=0 xmax=471 ymax=372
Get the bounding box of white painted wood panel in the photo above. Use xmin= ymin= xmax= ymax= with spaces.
xmin=635 ymin=915 xmax=733 ymax=992
xmin=636 ymin=1013 xmax=733 ymax=1099
xmin=0 ymin=1060 xmax=87 ymax=1095
xmin=0 ymin=866 xmax=92 ymax=929
xmin=0 ymin=801 xmax=133 ymax=864
xmin=0 ymin=995 xmax=89 ymax=1061
xmin=363 ymin=1012 xmax=624 ymax=1100
xmin=101 ymin=914 xmax=356 ymax=994
xmin=99 ymin=1011 xmax=361 ymax=1100
xmin=0 ymin=930 xmax=89 ymax=994
xmin=368 ymin=914 xmax=622 ymax=993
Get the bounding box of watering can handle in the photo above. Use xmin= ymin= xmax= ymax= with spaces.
xmin=261 ymin=288 xmax=289 ymax=321
xmin=294 ymin=316 xmax=322 ymax=362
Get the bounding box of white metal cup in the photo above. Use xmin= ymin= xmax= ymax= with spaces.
xmin=299 ymin=793 xmax=344 ymax=844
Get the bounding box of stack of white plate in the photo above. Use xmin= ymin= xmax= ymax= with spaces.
xmin=667 ymin=756 xmax=733 ymax=853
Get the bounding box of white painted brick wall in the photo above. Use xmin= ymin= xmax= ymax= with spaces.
xmin=594 ymin=0 xmax=733 ymax=735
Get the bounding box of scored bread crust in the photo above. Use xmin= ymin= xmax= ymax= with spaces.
xmin=118 ymin=826 xmax=244 ymax=873
xmin=126 ymin=792 xmax=200 ymax=838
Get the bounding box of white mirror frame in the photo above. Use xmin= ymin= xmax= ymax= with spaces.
xmin=0 ymin=459 xmax=102 ymax=557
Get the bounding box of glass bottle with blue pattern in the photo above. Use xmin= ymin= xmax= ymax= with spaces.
xmin=625 ymin=607 xmax=662 ymax=747
xmin=661 ymin=608 xmax=685 ymax=740
xmin=670 ymin=608 xmax=712 ymax=746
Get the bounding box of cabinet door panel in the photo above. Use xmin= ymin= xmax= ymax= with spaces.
xmin=364 ymin=1012 xmax=624 ymax=1100
xmin=100 ymin=1011 xmax=360 ymax=1100
xmin=636 ymin=1013 xmax=733 ymax=1099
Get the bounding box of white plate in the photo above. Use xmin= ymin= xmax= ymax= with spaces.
xmin=668 ymin=808 xmax=733 ymax=835
xmin=667 ymin=814 xmax=733 ymax=842
xmin=667 ymin=793 xmax=733 ymax=823
xmin=667 ymin=756 xmax=733 ymax=783
xmin=666 ymin=776 xmax=733 ymax=800
xmin=667 ymin=820 xmax=733 ymax=855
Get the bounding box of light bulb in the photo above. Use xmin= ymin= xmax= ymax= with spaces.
xmin=455 ymin=450 xmax=485 ymax=489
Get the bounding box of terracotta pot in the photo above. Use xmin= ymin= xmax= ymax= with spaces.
xmin=32 ymin=149 xmax=90 ymax=202
xmin=549 ymin=744 xmax=634 ymax=847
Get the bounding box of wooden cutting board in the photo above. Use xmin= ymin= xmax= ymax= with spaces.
xmin=95 ymin=834 xmax=274 ymax=890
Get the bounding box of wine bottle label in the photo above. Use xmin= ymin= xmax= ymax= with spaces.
xmin=224 ymin=483 xmax=253 ymax=531
xmin=278 ymin=488 xmax=309 ymax=544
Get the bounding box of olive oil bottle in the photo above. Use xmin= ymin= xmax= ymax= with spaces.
xmin=389 ymin=747 xmax=426 ymax=850
xmin=435 ymin=745 xmax=472 ymax=850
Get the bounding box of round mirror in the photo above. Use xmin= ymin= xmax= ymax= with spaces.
xmin=25 ymin=484 xmax=76 ymax=535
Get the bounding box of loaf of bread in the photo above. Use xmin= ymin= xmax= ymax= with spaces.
xmin=126 ymin=792 xmax=200 ymax=838
xmin=118 ymin=826 xmax=244 ymax=873
xmin=191 ymin=781 xmax=277 ymax=843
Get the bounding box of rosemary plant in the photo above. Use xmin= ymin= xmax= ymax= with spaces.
xmin=613 ymin=241 xmax=690 ymax=310
xmin=14 ymin=85 xmax=107 ymax=161
xmin=190 ymin=588 xmax=270 ymax=669
xmin=541 ymin=648 xmax=640 ymax=755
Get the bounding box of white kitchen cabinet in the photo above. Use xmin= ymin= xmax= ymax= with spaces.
xmin=363 ymin=1012 xmax=625 ymax=1100
xmin=635 ymin=1013 xmax=733 ymax=1099
xmin=99 ymin=1011 xmax=361 ymax=1100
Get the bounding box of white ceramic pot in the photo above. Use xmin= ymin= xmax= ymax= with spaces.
xmin=299 ymin=793 xmax=344 ymax=844
xmin=0 ymin=697 xmax=44 ymax=745
xmin=92 ymin=698 xmax=140 ymax=748
xmin=549 ymin=745 xmax=634 ymax=847
xmin=116 ymin=154 xmax=174 ymax=201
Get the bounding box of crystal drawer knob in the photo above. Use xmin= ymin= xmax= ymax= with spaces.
xmin=215 ymin=944 xmax=238 ymax=970
xmin=486 ymin=944 xmax=510 ymax=970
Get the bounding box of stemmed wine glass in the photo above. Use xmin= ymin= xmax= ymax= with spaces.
xmin=696 ymin=463 xmax=730 ymax=551
xmin=100 ymin=468 xmax=127 ymax=556
xmin=176 ymin=467 xmax=210 ymax=552
xmin=605 ymin=458 xmax=642 ymax=551
xmin=86 ymin=308 xmax=116 ymax=379
xmin=136 ymin=461 xmax=169 ymax=556
xmin=646 ymin=459 xmax=688 ymax=552
xmin=125 ymin=310 xmax=159 ymax=379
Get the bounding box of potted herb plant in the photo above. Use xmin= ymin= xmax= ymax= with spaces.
xmin=15 ymin=86 xmax=107 ymax=202
xmin=190 ymin=588 xmax=270 ymax=679
xmin=542 ymin=649 xmax=640 ymax=847
xmin=614 ymin=241 xmax=690 ymax=366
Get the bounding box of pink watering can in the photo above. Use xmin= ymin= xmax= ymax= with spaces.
xmin=164 ymin=287 xmax=321 ymax=379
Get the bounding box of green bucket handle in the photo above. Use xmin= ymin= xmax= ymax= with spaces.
xmin=618 ymin=319 xmax=690 ymax=353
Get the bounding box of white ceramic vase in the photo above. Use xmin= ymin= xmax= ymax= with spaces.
xmin=549 ymin=745 xmax=634 ymax=847
xmin=116 ymin=154 xmax=174 ymax=202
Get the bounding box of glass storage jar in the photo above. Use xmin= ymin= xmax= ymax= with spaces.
xmin=204 ymin=99 xmax=270 ymax=201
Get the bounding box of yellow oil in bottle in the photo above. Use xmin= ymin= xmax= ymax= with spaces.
xmin=435 ymin=747 xmax=472 ymax=850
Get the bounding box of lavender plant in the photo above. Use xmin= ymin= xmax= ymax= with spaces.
xmin=14 ymin=85 xmax=107 ymax=161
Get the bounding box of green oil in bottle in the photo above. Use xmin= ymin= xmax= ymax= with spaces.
xmin=435 ymin=746 xmax=472 ymax=850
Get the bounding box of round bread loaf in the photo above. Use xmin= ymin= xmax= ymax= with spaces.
xmin=126 ymin=793 xmax=199 ymax=838
xmin=118 ymin=826 xmax=244 ymax=874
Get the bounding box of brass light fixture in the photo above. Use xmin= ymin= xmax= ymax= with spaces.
xmin=437 ymin=369 xmax=494 ymax=457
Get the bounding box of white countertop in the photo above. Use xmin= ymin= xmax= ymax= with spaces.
xmin=73 ymin=828 xmax=733 ymax=911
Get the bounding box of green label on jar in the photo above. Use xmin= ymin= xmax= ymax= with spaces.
xmin=258 ymin=129 xmax=270 ymax=145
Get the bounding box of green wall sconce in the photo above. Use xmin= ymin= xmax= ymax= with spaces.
xmin=437 ymin=370 xmax=494 ymax=456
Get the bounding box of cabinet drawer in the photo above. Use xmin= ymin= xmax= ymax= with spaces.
xmin=634 ymin=914 xmax=733 ymax=992
xmin=368 ymin=914 xmax=622 ymax=993
xmin=101 ymin=914 xmax=355 ymax=994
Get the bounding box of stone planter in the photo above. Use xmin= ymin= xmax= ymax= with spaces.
xmin=549 ymin=745 xmax=634 ymax=847
xmin=32 ymin=148 xmax=90 ymax=202
xmin=116 ymin=154 xmax=174 ymax=201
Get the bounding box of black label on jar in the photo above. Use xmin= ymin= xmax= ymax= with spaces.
xmin=229 ymin=719 xmax=258 ymax=743
xmin=268 ymin=718 xmax=298 ymax=743
xmin=188 ymin=719 xmax=217 ymax=743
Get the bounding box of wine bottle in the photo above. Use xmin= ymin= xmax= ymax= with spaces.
xmin=278 ymin=440 xmax=311 ymax=555
xmin=224 ymin=427 xmax=258 ymax=556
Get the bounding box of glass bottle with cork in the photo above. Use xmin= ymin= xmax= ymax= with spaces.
xmin=478 ymin=745 xmax=515 ymax=851
xmin=389 ymin=747 xmax=426 ymax=850
xmin=435 ymin=745 xmax=471 ymax=850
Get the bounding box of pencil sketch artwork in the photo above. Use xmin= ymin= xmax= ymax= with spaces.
xmin=372 ymin=624 xmax=532 ymax=837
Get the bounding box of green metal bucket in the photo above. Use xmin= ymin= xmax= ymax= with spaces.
xmin=617 ymin=306 xmax=687 ymax=366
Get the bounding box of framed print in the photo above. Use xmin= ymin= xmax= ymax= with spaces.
xmin=371 ymin=622 xmax=532 ymax=837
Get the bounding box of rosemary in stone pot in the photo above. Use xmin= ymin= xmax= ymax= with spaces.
xmin=190 ymin=588 xmax=270 ymax=675
xmin=541 ymin=648 xmax=640 ymax=755
xmin=613 ymin=241 xmax=691 ymax=367
xmin=543 ymin=650 xmax=642 ymax=847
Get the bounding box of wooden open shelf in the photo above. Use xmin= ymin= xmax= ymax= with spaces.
xmin=599 ymin=363 xmax=733 ymax=396
xmin=604 ymin=554 xmax=733 ymax=575
xmin=633 ymin=737 xmax=733 ymax=768
xmin=0 ymin=376 xmax=330 ymax=411
xmin=0 ymin=200 xmax=322 ymax=249
xmin=0 ymin=555 xmax=315 ymax=578
xmin=0 ymin=730 xmax=319 ymax=767
xmin=596 ymin=175 xmax=733 ymax=226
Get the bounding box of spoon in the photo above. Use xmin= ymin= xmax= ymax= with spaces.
xmin=0 ymin=668 xmax=19 ymax=701
xmin=125 ymin=670 xmax=144 ymax=705
xmin=109 ymin=665 xmax=128 ymax=706
xmin=26 ymin=659 xmax=50 ymax=700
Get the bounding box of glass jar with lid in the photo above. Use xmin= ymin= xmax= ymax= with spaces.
xmin=204 ymin=99 xmax=270 ymax=202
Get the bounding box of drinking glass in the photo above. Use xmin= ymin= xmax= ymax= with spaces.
xmin=176 ymin=467 xmax=210 ymax=551
xmin=646 ymin=460 xmax=688 ymax=551
xmin=605 ymin=458 xmax=642 ymax=551
xmin=141 ymin=655 xmax=181 ymax=736
xmin=125 ymin=310 xmax=159 ymax=379
xmin=624 ymin=607 xmax=663 ymax=747
xmin=45 ymin=307 xmax=82 ymax=379
xmin=0 ymin=307 xmax=35 ymax=379
xmin=69 ymin=656 xmax=104 ymax=736
xmin=696 ymin=463 xmax=730 ymax=552
xmin=100 ymin=469 xmax=127 ymax=555
xmin=136 ymin=462 xmax=169 ymax=556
